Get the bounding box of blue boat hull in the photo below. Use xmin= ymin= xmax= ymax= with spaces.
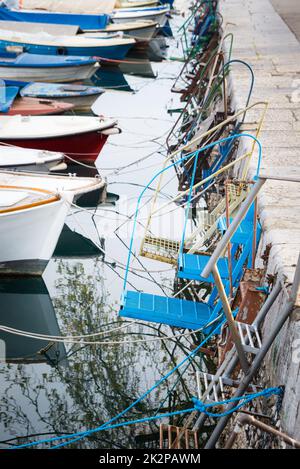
xmin=0 ymin=40 xmax=133 ymax=60
xmin=0 ymin=7 xmax=109 ymax=31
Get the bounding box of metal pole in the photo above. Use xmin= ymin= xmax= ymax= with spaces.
xmin=225 ymin=180 xmax=233 ymax=298
xmin=212 ymin=265 xmax=249 ymax=373
xmin=204 ymin=255 xmax=300 ymax=448
xmin=224 ymin=414 xmax=300 ymax=449
xmin=251 ymin=198 xmax=258 ymax=269
xmin=192 ymin=281 xmax=282 ymax=433
xmin=201 ymin=178 xmax=266 ymax=279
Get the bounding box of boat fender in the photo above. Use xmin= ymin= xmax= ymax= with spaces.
xmin=100 ymin=127 xmax=122 ymax=136
xmin=49 ymin=163 xmax=68 ymax=172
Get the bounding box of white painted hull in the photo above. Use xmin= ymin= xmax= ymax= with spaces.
xmin=0 ymin=194 xmax=72 ymax=275
xmin=47 ymin=93 xmax=101 ymax=111
xmin=112 ymin=10 xmax=168 ymax=27
xmin=0 ymin=63 xmax=98 ymax=83
xmin=122 ymin=23 xmax=157 ymax=40
xmin=98 ymin=21 xmax=157 ymax=40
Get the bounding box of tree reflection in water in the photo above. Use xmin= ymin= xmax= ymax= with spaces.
xmin=0 ymin=260 xmax=207 ymax=449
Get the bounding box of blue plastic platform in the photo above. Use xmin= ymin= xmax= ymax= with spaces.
xmin=120 ymin=291 xmax=212 ymax=330
xmin=177 ymin=254 xmax=231 ymax=282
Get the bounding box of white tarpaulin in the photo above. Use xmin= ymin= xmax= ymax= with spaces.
xmin=16 ymin=0 xmax=117 ymax=14
xmin=0 ymin=19 xmax=80 ymax=35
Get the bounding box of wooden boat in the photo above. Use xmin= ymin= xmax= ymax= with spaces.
xmin=0 ymin=6 xmax=110 ymax=29
xmin=19 ymin=82 xmax=104 ymax=111
xmin=112 ymin=5 xmax=170 ymax=26
xmin=3 ymin=1 xmax=116 ymax=16
xmin=6 ymin=97 xmax=74 ymax=116
xmin=0 ymin=171 xmax=104 ymax=275
xmin=116 ymin=1 xmax=159 ymax=8
xmin=89 ymin=21 xmax=158 ymax=41
xmin=0 ymin=29 xmax=136 ymax=60
xmin=0 ymin=145 xmax=66 ymax=172
xmin=0 ymin=51 xmax=98 ymax=82
xmin=0 ymin=185 xmax=70 ymax=276
xmin=0 ymin=7 xmax=158 ymax=38
xmin=0 ymin=87 xmax=74 ymax=115
xmin=0 ymin=115 xmax=121 ymax=163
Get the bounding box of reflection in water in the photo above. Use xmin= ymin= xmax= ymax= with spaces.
xmin=119 ymin=58 xmax=157 ymax=79
xmin=0 ymin=277 xmax=66 ymax=366
xmin=0 ymin=262 xmax=200 ymax=448
xmin=53 ymin=225 xmax=103 ymax=259
xmin=90 ymin=67 xmax=133 ymax=93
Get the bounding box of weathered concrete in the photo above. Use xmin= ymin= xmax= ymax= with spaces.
xmin=271 ymin=0 xmax=300 ymax=41
xmin=219 ymin=0 xmax=300 ymax=445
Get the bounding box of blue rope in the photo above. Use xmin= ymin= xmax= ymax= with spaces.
xmin=11 ymin=317 xmax=225 ymax=450
xmin=49 ymin=388 xmax=283 ymax=449
xmin=256 ymin=286 xmax=269 ymax=295
xmin=12 ymin=386 xmax=283 ymax=449
xmin=179 ymin=150 xmax=199 ymax=257
xmin=192 ymin=386 xmax=283 ymax=418
xmin=51 ymin=388 xmax=283 ymax=449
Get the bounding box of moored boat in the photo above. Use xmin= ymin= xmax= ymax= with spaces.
xmin=0 ymin=29 xmax=136 ymax=60
xmin=4 ymin=79 xmax=104 ymax=111
xmin=0 ymin=51 xmax=99 ymax=82
xmin=116 ymin=1 xmax=158 ymax=8
xmin=0 ymin=6 xmax=110 ymax=29
xmin=0 ymin=115 xmax=121 ymax=163
xmin=20 ymin=82 xmax=104 ymax=111
xmin=2 ymin=94 xmax=74 ymax=116
xmin=111 ymin=5 xmax=170 ymax=26
xmin=0 ymin=185 xmax=72 ymax=276
xmin=0 ymin=171 xmax=104 ymax=275
xmin=0 ymin=145 xmax=66 ymax=172
xmin=87 ymin=21 xmax=158 ymax=42
xmin=0 ymin=7 xmax=158 ymax=39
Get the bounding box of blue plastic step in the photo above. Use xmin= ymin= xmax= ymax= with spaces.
xmin=120 ymin=291 xmax=212 ymax=330
xmin=177 ymin=254 xmax=231 ymax=282
xmin=218 ymin=216 xmax=261 ymax=243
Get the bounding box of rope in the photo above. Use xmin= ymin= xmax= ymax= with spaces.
xmin=0 ymin=313 xmax=223 ymax=346
xmin=10 ymin=318 xmax=224 ymax=449
xmin=192 ymin=387 xmax=283 ymax=418
xmin=10 ymin=384 xmax=283 ymax=449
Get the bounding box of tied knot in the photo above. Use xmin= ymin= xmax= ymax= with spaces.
xmin=192 ymin=397 xmax=207 ymax=413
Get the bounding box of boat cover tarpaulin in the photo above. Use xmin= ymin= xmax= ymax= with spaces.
xmin=0 ymin=7 xmax=109 ymax=29
xmin=17 ymin=0 xmax=116 ymax=14
xmin=0 ymin=19 xmax=80 ymax=35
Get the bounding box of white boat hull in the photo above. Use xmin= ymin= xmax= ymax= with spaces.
xmin=125 ymin=23 xmax=157 ymax=40
xmin=97 ymin=21 xmax=157 ymax=41
xmin=112 ymin=11 xmax=168 ymax=27
xmin=0 ymin=194 xmax=72 ymax=275
xmin=51 ymin=93 xmax=102 ymax=111
xmin=0 ymin=63 xmax=98 ymax=83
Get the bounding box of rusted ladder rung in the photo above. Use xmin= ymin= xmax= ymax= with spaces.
xmin=159 ymin=424 xmax=198 ymax=449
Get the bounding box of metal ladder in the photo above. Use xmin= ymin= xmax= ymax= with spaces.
xmin=168 ymin=175 xmax=300 ymax=449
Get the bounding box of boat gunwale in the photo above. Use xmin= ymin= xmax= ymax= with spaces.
xmin=0 ymin=184 xmax=61 ymax=215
